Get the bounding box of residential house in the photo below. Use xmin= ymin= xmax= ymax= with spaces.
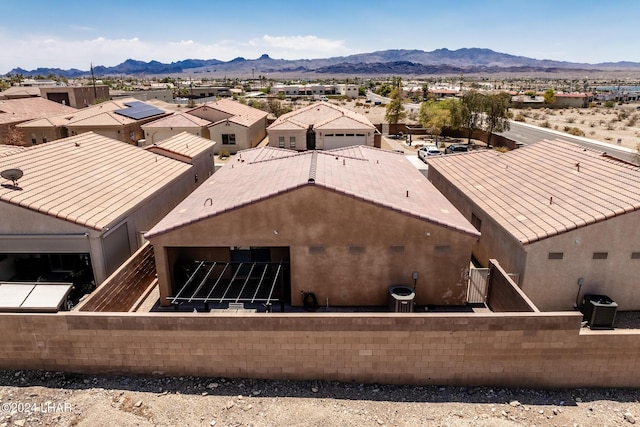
xmin=0 ymin=98 xmax=76 ymax=146
xmin=0 ymin=132 xmax=214 ymax=286
xmin=267 ymin=102 xmax=378 ymax=151
xmin=427 ymin=139 xmax=640 ymax=311
xmin=145 ymin=146 xmax=479 ymax=309
xmin=16 ymin=98 xmax=171 ymax=146
xmin=187 ymin=98 xmax=268 ymax=154
xmin=0 ymin=86 xmax=41 ymax=100
xmin=141 ymin=112 xmax=211 ymax=144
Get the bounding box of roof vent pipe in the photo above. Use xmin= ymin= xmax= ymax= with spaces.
xmin=549 ymin=196 xmax=553 ymax=205
xmin=575 ymin=162 xmax=580 ymax=172
xmin=406 ymin=190 xmax=409 ymax=197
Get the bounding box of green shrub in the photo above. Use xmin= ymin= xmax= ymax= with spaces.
xmin=218 ymin=149 xmax=230 ymax=159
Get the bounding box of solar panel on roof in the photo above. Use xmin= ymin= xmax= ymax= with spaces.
xmin=114 ymin=101 xmax=165 ymax=120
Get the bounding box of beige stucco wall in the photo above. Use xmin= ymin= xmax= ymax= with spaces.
xmin=149 ymin=185 xmax=476 ymax=307
xmin=208 ymin=122 xmax=251 ymax=154
xmin=522 ymin=211 xmax=640 ymax=311
xmin=267 ymin=129 xmax=306 ymax=150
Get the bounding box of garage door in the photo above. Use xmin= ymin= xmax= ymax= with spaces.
xmin=324 ymin=133 xmax=366 ymax=150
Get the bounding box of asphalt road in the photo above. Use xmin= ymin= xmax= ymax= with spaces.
xmin=499 ymin=121 xmax=636 ymax=163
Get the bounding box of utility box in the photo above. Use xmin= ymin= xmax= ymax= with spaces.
xmin=582 ymin=294 xmax=618 ymax=329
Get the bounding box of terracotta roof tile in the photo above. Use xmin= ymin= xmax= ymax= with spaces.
xmin=146 ymin=146 xmax=479 ymax=238
xmin=0 ymin=132 xmax=191 ymax=231
xmin=188 ymin=98 xmax=267 ymax=128
xmin=268 ymin=102 xmax=375 ymax=132
xmin=142 ymin=112 xmax=211 ymax=128
xmin=427 ymin=139 xmax=640 ymax=244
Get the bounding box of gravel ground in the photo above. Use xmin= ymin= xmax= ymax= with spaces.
xmin=1 ymin=370 xmax=640 ymax=426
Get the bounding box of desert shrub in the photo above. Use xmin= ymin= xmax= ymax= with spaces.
xmin=218 ymin=149 xmax=230 ymax=159
xmin=626 ymin=114 xmax=638 ymax=127
xmin=588 ymin=102 xmax=597 ymax=108
xmin=540 ymin=120 xmax=550 ymax=128
xmin=604 ymin=101 xmax=616 ymax=108
xmin=566 ymin=117 xmax=576 ymax=123
xmin=589 ymin=122 xmax=596 ymax=127
xmin=493 ymin=146 xmax=509 ymax=153
xmin=606 ymin=123 xmax=615 ymax=130
xmin=564 ymin=126 xmax=585 ymax=136
xmin=580 ymin=120 xmax=585 ymax=124
xmin=589 ymin=131 xmax=596 ymax=135
xmin=514 ymin=113 xmax=526 ymax=122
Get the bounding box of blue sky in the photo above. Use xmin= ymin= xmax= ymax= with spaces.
xmin=1 ymin=0 xmax=639 ymax=73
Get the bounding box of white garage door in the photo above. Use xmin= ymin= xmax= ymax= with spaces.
xmin=324 ymin=133 xmax=367 ymax=150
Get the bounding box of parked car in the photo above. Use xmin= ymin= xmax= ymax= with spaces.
xmin=417 ymin=145 xmax=442 ymax=161
xmin=444 ymin=144 xmax=470 ymax=154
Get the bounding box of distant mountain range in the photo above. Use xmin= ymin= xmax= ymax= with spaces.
xmin=6 ymin=48 xmax=640 ymax=78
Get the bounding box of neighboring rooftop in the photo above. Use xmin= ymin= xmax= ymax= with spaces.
xmin=427 ymin=139 xmax=640 ymax=245
xmin=0 ymin=86 xmax=41 ymax=99
xmin=144 ymin=132 xmax=216 ymax=161
xmin=0 ymin=132 xmax=192 ymax=230
xmin=0 ymin=145 xmax=26 ymax=158
xmin=141 ymin=112 xmax=211 ymax=128
xmin=0 ymin=97 xmax=76 ymax=125
xmin=146 ymin=145 xmax=480 ymax=238
xmin=187 ymin=98 xmax=268 ymax=127
xmin=268 ymin=102 xmax=375 ymax=131
xmin=16 ymin=98 xmax=170 ymax=129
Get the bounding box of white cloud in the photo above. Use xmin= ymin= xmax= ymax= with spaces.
xmin=0 ymin=33 xmax=353 ymax=73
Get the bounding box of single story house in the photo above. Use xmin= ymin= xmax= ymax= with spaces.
xmin=267 ymin=102 xmax=379 ymax=151
xmin=146 ymin=146 xmax=479 ymax=309
xmin=427 ymin=139 xmax=640 ymax=311
xmin=0 ymin=132 xmax=213 ymax=287
xmin=0 ymin=98 xmax=76 ymax=145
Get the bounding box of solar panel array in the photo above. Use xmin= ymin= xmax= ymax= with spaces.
xmin=114 ymin=101 xmax=165 ymax=120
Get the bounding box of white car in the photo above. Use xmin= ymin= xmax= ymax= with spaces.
xmin=417 ymin=145 xmax=442 ymax=161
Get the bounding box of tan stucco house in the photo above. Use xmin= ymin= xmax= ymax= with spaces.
xmin=16 ymin=98 xmax=171 ymax=146
xmin=267 ymin=102 xmax=378 ymax=151
xmin=186 ymin=99 xmax=268 ymax=154
xmin=146 ymin=146 xmax=479 ymax=309
xmin=427 ymin=139 xmax=640 ymax=311
xmin=0 ymin=132 xmax=214 ymax=287
xmin=0 ymin=98 xmax=76 ymax=146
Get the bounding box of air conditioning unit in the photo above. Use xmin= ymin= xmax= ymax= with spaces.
xmin=582 ymin=294 xmax=618 ymax=329
xmin=388 ymin=285 xmax=415 ymax=313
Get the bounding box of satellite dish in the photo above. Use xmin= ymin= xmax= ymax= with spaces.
xmin=1 ymin=168 xmax=23 ymax=186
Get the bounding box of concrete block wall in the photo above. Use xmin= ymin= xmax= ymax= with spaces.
xmin=1 ymin=310 xmax=640 ymax=388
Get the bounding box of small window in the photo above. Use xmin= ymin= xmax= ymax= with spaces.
xmin=42 ymin=134 xmax=47 ymax=144
xmin=308 ymin=246 xmax=325 ymax=255
xmin=31 ymin=134 xmax=36 ymax=145
xmin=631 ymin=252 xmax=640 ymax=259
xmin=592 ymin=252 xmax=608 ymax=260
xmin=222 ymin=134 xmax=236 ymax=145
xmin=278 ymin=136 xmax=285 ymax=148
xmin=548 ymin=252 xmax=564 ymax=260
xmin=471 ymin=213 xmax=482 ymax=231
xmin=289 ymin=136 xmax=296 ymax=148
xmin=349 ymin=245 xmax=365 ymax=254
xmin=434 ymin=245 xmax=451 ymax=254
xmin=389 ymin=245 xmax=404 ymax=254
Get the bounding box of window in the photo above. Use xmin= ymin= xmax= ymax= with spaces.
xmin=42 ymin=134 xmax=47 ymax=144
xmin=434 ymin=245 xmax=451 ymax=254
xmin=309 ymin=246 xmax=325 ymax=255
xmin=471 ymin=213 xmax=482 ymax=231
xmin=632 ymin=252 xmax=640 ymax=259
xmin=222 ymin=134 xmax=236 ymax=145
xmin=548 ymin=252 xmax=564 ymax=260
xmin=592 ymin=252 xmax=608 ymax=260
xmin=31 ymin=134 xmax=36 ymax=145
xmin=289 ymin=136 xmax=296 ymax=148
xmin=389 ymin=245 xmax=404 ymax=254
xmin=349 ymin=245 xmax=365 ymax=254
xmin=278 ymin=136 xmax=285 ymax=148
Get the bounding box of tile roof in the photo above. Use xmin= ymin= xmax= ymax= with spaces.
xmin=426 ymin=139 xmax=640 ymax=245
xmin=268 ymin=102 xmax=375 ymax=132
xmin=0 ymin=86 xmax=41 ymax=99
xmin=0 ymin=145 xmax=26 ymax=158
xmin=188 ymin=98 xmax=267 ymax=128
xmin=144 ymin=132 xmax=216 ymax=160
xmin=0 ymin=132 xmax=191 ymax=231
xmin=141 ymin=112 xmax=211 ymax=128
xmin=146 ymin=146 xmax=479 ymax=238
xmin=16 ymin=98 xmax=169 ymax=129
xmin=0 ymin=98 xmax=76 ymax=125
